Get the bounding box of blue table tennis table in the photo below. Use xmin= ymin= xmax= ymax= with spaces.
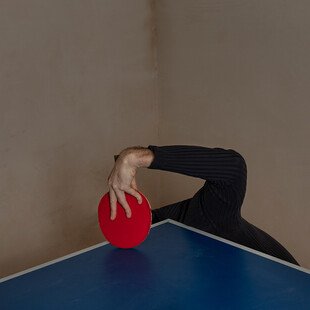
xmin=1 ymin=220 xmax=309 ymax=309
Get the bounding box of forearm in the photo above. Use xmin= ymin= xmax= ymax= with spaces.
xmin=146 ymin=145 xmax=246 ymax=183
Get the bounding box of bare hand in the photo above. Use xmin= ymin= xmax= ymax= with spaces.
xmin=107 ymin=152 xmax=142 ymax=220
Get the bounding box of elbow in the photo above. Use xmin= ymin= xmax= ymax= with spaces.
xmin=229 ymin=149 xmax=247 ymax=181
xmin=236 ymin=152 xmax=247 ymax=171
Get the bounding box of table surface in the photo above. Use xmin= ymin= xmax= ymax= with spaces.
xmin=1 ymin=220 xmax=309 ymax=310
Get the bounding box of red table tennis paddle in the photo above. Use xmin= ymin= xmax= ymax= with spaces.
xmin=98 ymin=191 xmax=152 ymax=248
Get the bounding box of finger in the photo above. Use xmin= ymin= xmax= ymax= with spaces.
xmin=126 ymin=187 xmax=142 ymax=204
xmin=131 ymin=178 xmax=138 ymax=190
xmin=109 ymin=188 xmax=118 ymax=220
xmin=107 ymin=167 xmax=115 ymax=183
xmin=114 ymin=190 xmax=132 ymax=218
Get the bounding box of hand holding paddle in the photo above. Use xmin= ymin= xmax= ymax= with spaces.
xmin=99 ymin=146 xmax=155 ymax=248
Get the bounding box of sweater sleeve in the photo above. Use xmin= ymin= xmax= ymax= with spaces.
xmin=147 ymin=144 xmax=247 ymax=215
xmin=147 ymin=145 xmax=246 ymax=185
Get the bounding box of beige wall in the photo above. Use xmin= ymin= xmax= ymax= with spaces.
xmin=1 ymin=0 xmax=309 ymax=278
xmin=156 ymin=0 xmax=310 ymax=267
xmin=0 ymin=0 xmax=160 ymax=278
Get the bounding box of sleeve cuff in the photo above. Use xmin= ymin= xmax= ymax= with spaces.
xmin=147 ymin=145 xmax=162 ymax=169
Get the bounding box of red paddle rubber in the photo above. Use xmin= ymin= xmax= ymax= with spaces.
xmin=98 ymin=191 xmax=152 ymax=248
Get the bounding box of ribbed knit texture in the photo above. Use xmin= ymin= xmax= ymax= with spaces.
xmin=147 ymin=145 xmax=299 ymax=265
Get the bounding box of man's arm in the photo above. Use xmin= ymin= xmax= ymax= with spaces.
xmin=147 ymin=145 xmax=247 ymax=223
xmin=107 ymin=145 xmax=247 ymax=219
xmin=147 ymin=145 xmax=246 ymax=184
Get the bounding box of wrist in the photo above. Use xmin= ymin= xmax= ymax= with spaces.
xmin=120 ymin=146 xmax=154 ymax=168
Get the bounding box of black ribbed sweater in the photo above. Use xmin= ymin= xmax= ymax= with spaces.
xmin=147 ymin=145 xmax=299 ymax=265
